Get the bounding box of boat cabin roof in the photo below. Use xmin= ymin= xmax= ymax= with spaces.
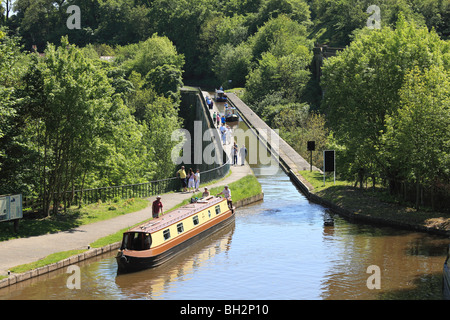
xmin=127 ymin=196 xmax=225 ymax=235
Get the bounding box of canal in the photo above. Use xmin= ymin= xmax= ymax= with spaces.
xmin=0 ymin=98 xmax=448 ymax=300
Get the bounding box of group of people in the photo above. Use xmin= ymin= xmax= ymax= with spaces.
xmin=152 ymin=183 xmax=233 ymax=219
xmin=232 ymin=141 xmax=247 ymax=166
xmin=176 ymin=166 xmax=200 ymax=193
xmin=219 ymin=123 xmax=233 ymax=145
xmin=151 ymin=96 xmax=242 ymax=219
xmin=213 ymin=111 xmax=226 ymax=128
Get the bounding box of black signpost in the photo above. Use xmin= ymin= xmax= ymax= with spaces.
xmin=323 ymin=150 xmax=335 ymax=186
xmin=307 ymin=141 xmax=315 ymax=172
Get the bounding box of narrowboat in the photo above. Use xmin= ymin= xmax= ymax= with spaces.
xmin=116 ymin=196 xmax=235 ymax=273
xmin=214 ymin=89 xmax=227 ymax=102
xmin=224 ymin=103 xmax=239 ymax=124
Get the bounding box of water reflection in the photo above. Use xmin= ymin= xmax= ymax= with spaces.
xmin=115 ymin=223 xmax=235 ymax=299
xmin=0 ymin=164 xmax=448 ymax=299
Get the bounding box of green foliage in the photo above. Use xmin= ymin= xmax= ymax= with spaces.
xmin=321 ymin=14 xmax=450 ymax=208
xmin=1 ymin=0 xmax=450 ymax=214
xmin=212 ymin=43 xmax=252 ymax=88
xmin=383 ymin=66 xmax=450 ymax=208
xmin=244 ymin=15 xmax=313 ymax=104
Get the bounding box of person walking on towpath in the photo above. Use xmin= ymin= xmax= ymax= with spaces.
xmin=176 ymin=166 xmax=187 ymax=192
xmin=232 ymin=142 xmax=238 ymax=165
xmin=240 ymin=145 xmax=247 ymax=165
xmin=152 ymin=196 xmax=163 ymax=219
xmin=220 ymin=124 xmax=227 ymax=145
xmin=187 ymin=168 xmax=196 ymax=193
xmin=194 ymin=169 xmax=200 ymax=192
xmin=217 ymin=185 xmax=233 ymax=209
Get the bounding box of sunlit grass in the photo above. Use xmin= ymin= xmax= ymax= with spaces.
xmin=0 ymin=198 xmax=149 ymax=242
xmin=9 ymin=249 xmax=86 ymax=274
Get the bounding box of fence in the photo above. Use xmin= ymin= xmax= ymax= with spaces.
xmin=57 ymin=160 xmax=231 ymax=208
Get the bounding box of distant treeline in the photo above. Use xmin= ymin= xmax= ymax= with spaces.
xmin=1 ymin=0 xmax=449 ymax=212
xmin=0 ymin=31 xmax=184 ymax=215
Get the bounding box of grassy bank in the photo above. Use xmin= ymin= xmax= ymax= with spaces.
xmin=90 ymin=174 xmax=262 ymax=248
xmin=0 ymin=198 xmax=150 ymax=242
xmin=4 ymin=174 xmax=262 ymax=277
xmin=299 ymin=170 xmax=450 ymax=233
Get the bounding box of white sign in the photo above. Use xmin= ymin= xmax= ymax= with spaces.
xmin=0 ymin=194 xmax=23 ymax=222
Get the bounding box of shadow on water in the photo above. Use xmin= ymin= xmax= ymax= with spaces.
xmin=114 ymin=222 xmax=236 ymax=299
xmin=378 ymin=273 xmax=445 ymax=300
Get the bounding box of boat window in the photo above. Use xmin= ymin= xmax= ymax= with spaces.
xmin=215 ymin=205 xmax=221 ymax=215
xmin=208 ymin=210 xmax=211 ymax=218
xmin=193 ymin=215 xmax=199 ymax=226
xmin=163 ymin=229 xmax=171 ymax=241
xmin=177 ymin=222 xmax=184 ymax=234
xmin=122 ymin=232 xmax=151 ymax=250
xmin=120 ymin=233 xmax=129 ymax=250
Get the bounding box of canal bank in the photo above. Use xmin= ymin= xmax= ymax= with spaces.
xmin=2 ymin=167 xmax=447 ymax=300
xmin=0 ymin=165 xmax=263 ymax=289
xmin=0 ymin=87 xmax=265 ymax=288
xmin=227 ymin=93 xmax=450 ymax=239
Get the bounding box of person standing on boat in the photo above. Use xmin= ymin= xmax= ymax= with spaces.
xmin=213 ymin=111 xmax=217 ymax=125
xmin=217 ymin=185 xmax=232 ymax=209
xmin=152 ymin=196 xmax=163 ymax=219
xmin=202 ymin=187 xmax=210 ymax=198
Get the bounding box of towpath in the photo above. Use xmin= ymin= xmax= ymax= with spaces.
xmin=0 ymin=110 xmax=252 ymax=276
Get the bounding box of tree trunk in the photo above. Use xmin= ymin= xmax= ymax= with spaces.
xmin=415 ymin=180 xmax=421 ymax=210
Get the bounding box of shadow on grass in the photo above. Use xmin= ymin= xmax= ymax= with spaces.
xmin=316 ymin=185 xmax=450 ymax=232
xmin=0 ymin=210 xmax=84 ymax=242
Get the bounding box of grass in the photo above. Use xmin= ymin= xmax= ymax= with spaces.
xmin=1 ymin=174 xmax=263 ymax=277
xmin=299 ymin=170 xmax=352 ymax=192
xmin=91 ymin=174 xmax=262 ymax=248
xmin=9 ymin=250 xmax=86 ymax=274
xmin=0 ymin=198 xmax=149 ymax=242
xmin=298 ymin=170 xmax=450 ymax=232
xmin=172 ymin=174 xmax=262 ymax=210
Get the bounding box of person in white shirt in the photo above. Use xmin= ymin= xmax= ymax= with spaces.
xmin=194 ymin=169 xmax=200 ymax=191
xmin=240 ymin=145 xmax=247 ymax=165
xmin=217 ymin=185 xmax=232 ymax=209
xmin=220 ymin=124 xmax=227 ymax=145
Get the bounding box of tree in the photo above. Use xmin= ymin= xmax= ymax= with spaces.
xmin=212 ymin=43 xmax=252 ymax=88
xmin=320 ymin=13 xmax=450 ymax=187
xmin=119 ymin=34 xmax=185 ymax=79
xmin=244 ymin=15 xmax=313 ymax=104
xmin=383 ymin=66 xmax=450 ymax=209
xmin=19 ymin=37 xmax=118 ymax=215
xmin=0 ymin=28 xmax=29 ymax=193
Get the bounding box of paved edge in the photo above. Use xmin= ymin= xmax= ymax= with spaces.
xmin=0 ymin=192 xmax=263 ymax=290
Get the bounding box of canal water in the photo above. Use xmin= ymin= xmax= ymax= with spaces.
xmin=0 ymin=166 xmax=448 ymax=300
xmin=0 ymin=97 xmax=448 ymax=300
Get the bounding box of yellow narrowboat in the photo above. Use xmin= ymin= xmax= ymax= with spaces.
xmin=116 ymin=196 xmax=235 ymax=273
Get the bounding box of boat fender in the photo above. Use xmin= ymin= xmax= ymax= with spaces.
xmin=120 ymin=254 xmax=128 ymax=264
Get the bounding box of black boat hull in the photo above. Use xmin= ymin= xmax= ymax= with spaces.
xmin=116 ymin=213 xmax=235 ymax=273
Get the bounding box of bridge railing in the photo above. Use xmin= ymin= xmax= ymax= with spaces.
xmin=65 ymin=159 xmax=231 ymax=206
xmin=22 ymin=159 xmax=231 ymax=212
